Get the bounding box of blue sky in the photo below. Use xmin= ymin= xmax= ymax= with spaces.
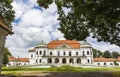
xmin=5 ymin=0 xmax=120 ymax=57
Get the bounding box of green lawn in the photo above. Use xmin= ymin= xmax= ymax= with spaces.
xmin=1 ymin=66 xmax=120 ymax=76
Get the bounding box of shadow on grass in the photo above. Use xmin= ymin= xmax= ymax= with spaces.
xmin=2 ymin=72 xmax=115 ymax=77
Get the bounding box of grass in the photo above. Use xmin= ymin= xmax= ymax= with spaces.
xmin=1 ymin=65 xmax=120 ymax=76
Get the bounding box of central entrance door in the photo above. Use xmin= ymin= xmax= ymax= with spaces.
xmin=62 ymin=58 xmax=66 ymax=64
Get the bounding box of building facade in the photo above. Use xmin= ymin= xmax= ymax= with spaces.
xmin=94 ymin=57 xmax=120 ymax=67
xmin=7 ymin=56 xmax=29 ymax=66
xmin=28 ymin=40 xmax=93 ymax=67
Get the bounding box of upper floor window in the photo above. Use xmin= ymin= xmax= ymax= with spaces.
xmin=36 ymin=51 xmax=38 ymax=55
xmin=83 ymin=51 xmax=85 ymax=56
xmin=40 ymin=51 xmax=42 ymax=55
xmin=57 ymin=52 xmax=60 ymax=56
xmin=76 ymin=52 xmax=78 ymax=55
xmin=50 ymin=52 xmax=52 ymax=55
xmin=63 ymin=52 xmax=66 ymax=55
xmin=43 ymin=51 xmax=46 ymax=56
xmin=69 ymin=52 xmax=71 ymax=56
xmin=87 ymin=51 xmax=89 ymax=55
xmin=31 ymin=54 xmax=33 ymax=58
xmin=91 ymin=51 xmax=92 ymax=55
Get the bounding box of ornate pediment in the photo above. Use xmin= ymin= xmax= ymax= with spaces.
xmin=56 ymin=44 xmax=72 ymax=49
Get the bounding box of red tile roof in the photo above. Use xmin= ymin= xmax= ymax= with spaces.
xmin=8 ymin=56 xmax=29 ymax=62
xmin=47 ymin=40 xmax=80 ymax=49
xmin=17 ymin=58 xmax=29 ymax=62
xmin=94 ymin=57 xmax=117 ymax=62
xmin=8 ymin=56 xmax=16 ymax=61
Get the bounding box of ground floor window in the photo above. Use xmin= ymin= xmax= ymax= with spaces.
xmin=104 ymin=63 xmax=106 ymax=65
xmin=48 ymin=58 xmax=52 ymax=63
xmin=62 ymin=58 xmax=66 ymax=64
xmin=87 ymin=59 xmax=90 ymax=63
xmin=69 ymin=58 xmax=74 ymax=63
xmin=76 ymin=58 xmax=81 ymax=64
xmin=98 ymin=63 xmax=100 ymax=66
xmin=39 ymin=59 xmax=41 ymax=63
xmin=55 ymin=58 xmax=59 ymax=63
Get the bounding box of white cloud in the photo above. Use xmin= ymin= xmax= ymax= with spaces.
xmin=87 ymin=37 xmax=120 ymax=52
xmin=5 ymin=0 xmax=120 ymax=58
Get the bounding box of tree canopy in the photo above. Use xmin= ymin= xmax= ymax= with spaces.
xmin=37 ymin=0 xmax=120 ymax=46
xmin=92 ymin=48 xmax=103 ymax=58
xmin=0 ymin=0 xmax=15 ymax=26
xmin=2 ymin=47 xmax=12 ymax=65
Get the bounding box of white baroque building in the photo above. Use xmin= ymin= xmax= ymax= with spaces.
xmin=28 ymin=39 xmax=93 ymax=67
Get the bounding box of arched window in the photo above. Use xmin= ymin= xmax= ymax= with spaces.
xmin=40 ymin=51 xmax=42 ymax=55
xmin=48 ymin=58 xmax=52 ymax=63
xmin=62 ymin=58 xmax=66 ymax=64
xmin=87 ymin=51 xmax=89 ymax=55
xmin=69 ymin=58 xmax=74 ymax=63
xmin=55 ymin=58 xmax=59 ymax=63
xmin=76 ymin=58 xmax=81 ymax=64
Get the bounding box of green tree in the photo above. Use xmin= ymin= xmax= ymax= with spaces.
xmin=112 ymin=51 xmax=119 ymax=58
xmin=37 ymin=0 xmax=120 ymax=46
xmin=2 ymin=47 xmax=12 ymax=65
xmin=0 ymin=0 xmax=15 ymax=26
xmin=103 ymin=50 xmax=112 ymax=58
xmin=92 ymin=48 xmax=103 ymax=58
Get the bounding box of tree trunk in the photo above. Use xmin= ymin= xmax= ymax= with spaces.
xmin=0 ymin=35 xmax=6 ymax=75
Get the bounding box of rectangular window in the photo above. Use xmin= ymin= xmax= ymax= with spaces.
xmin=43 ymin=51 xmax=46 ymax=56
xmin=87 ymin=59 xmax=89 ymax=63
xmin=50 ymin=52 xmax=52 ymax=55
xmin=36 ymin=51 xmax=38 ymax=55
xmin=63 ymin=52 xmax=66 ymax=55
xmin=76 ymin=52 xmax=78 ymax=55
xmin=39 ymin=59 xmax=41 ymax=63
xmin=87 ymin=51 xmax=89 ymax=55
xmin=91 ymin=51 xmax=92 ymax=55
xmin=31 ymin=54 xmax=33 ymax=58
xmin=83 ymin=51 xmax=85 ymax=56
xmin=40 ymin=51 xmax=42 ymax=55
xmin=57 ymin=52 xmax=60 ymax=56
xmin=36 ymin=59 xmax=38 ymax=63
xmin=69 ymin=52 xmax=71 ymax=56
